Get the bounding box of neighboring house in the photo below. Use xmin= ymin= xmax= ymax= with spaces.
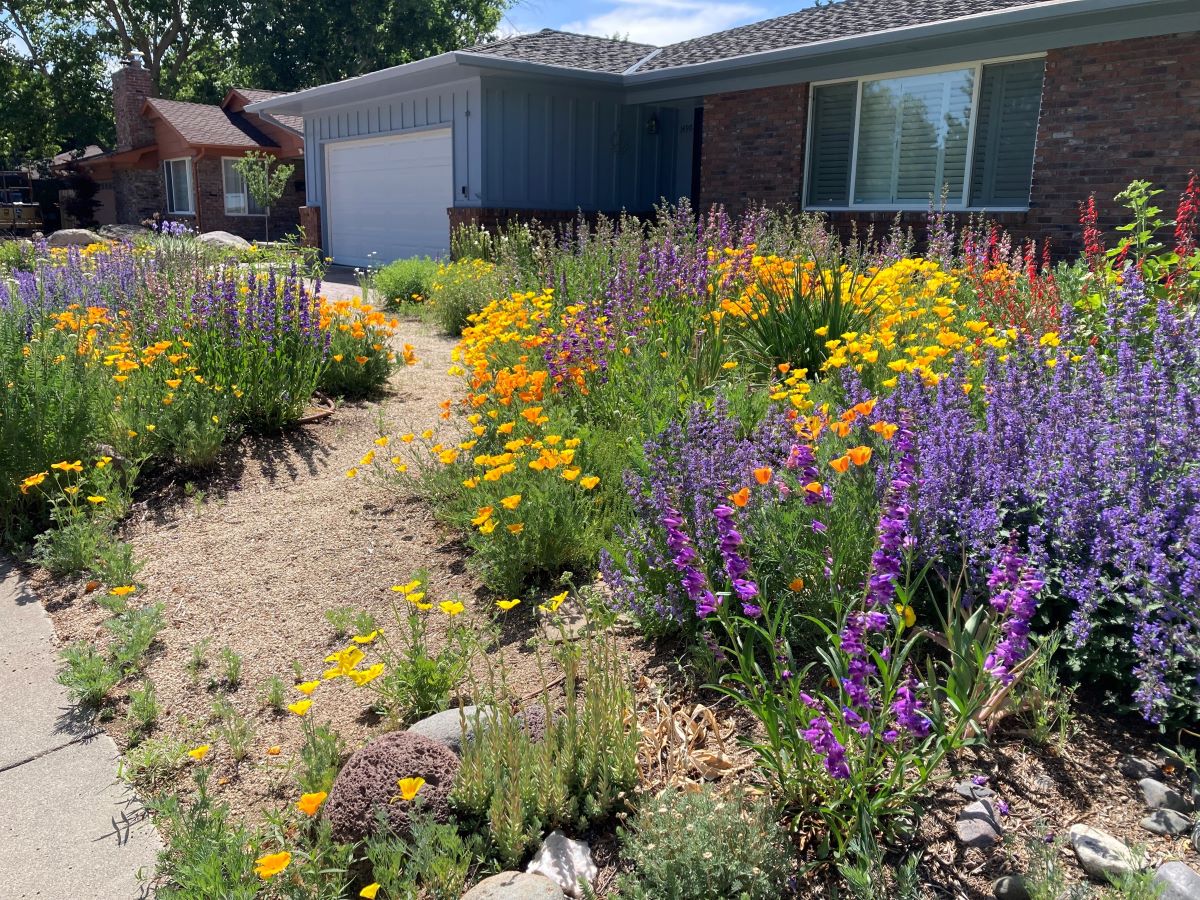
xmin=247 ymin=0 xmax=1199 ymax=266
xmin=79 ymin=57 xmax=306 ymax=240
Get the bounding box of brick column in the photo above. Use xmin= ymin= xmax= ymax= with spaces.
xmin=699 ymin=84 xmax=809 ymax=217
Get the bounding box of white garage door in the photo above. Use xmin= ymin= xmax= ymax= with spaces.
xmin=325 ymin=128 xmax=453 ymax=267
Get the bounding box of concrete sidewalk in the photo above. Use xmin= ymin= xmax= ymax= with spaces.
xmin=0 ymin=562 xmax=161 ymax=899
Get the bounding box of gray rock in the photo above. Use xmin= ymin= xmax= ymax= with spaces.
xmin=1153 ymin=861 xmax=1200 ymax=900
xmin=1069 ymin=824 xmax=1139 ymax=882
xmin=1191 ymin=778 xmax=1200 ymax=809
xmin=955 ymin=779 xmax=995 ymax=800
xmin=526 ymin=830 xmax=597 ymax=898
xmin=46 ymin=228 xmax=104 ymax=248
xmin=98 ymin=223 xmax=148 ymax=240
xmin=1141 ymin=808 xmax=1193 ymax=836
xmin=1119 ymin=756 xmax=1161 ymax=780
xmin=1031 ymin=774 xmax=1056 ymax=795
xmin=955 ymin=799 xmax=1004 ymax=849
xmin=1193 ymin=822 xmax=1200 ymax=853
xmin=1140 ymin=777 xmax=1194 ymax=814
xmin=197 ymin=230 xmax=251 ymax=249
xmin=992 ymin=874 xmax=1031 ymax=900
xmin=461 ymin=872 xmax=565 ymax=900
xmin=407 ymin=705 xmax=495 ymax=754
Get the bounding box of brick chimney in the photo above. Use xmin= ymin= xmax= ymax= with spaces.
xmin=113 ymin=54 xmax=155 ymax=152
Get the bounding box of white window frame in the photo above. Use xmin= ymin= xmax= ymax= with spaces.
xmin=221 ymin=156 xmax=267 ymax=217
xmin=163 ymin=157 xmax=195 ymax=216
xmin=803 ymin=53 xmax=1046 ymax=214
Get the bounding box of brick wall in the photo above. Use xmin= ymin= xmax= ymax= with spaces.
xmin=299 ymin=206 xmax=321 ymax=249
xmin=113 ymin=168 xmax=163 ymax=226
xmin=1026 ymin=31 xmax=1200 ymax=250
xmin=113 ymin=62 xmax=155 ymax=152
xmin=695 ymin=31 xmax=1199 ymax=252
xmin=698 ymin=84 xmax=808 ymax=217
xmin=193 ymin=156 xmax=305 ymax=241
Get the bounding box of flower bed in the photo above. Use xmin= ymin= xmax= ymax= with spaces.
xmin=10 ymin=183 xmax=1200 ymax=898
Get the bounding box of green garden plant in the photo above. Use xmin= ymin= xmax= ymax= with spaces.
xmin=376 ymin=257 xmax=439 ymax=306
xmin=616 ymin=785 xmax=793 ymax=900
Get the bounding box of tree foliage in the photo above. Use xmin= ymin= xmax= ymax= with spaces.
xmin=0 ymin=0 xmax=113 ymax=167
xmin=0 ymin=0 xmax=508 ymax=168
xmin=234 ymin=0 xmax=507 ymax=91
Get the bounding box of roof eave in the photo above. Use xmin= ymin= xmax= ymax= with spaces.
xmin=626 ymin=0 xmax=1191 ymax=83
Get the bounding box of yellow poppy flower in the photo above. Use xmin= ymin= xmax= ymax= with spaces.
xmin=500 ymin=493 xmax=522 ymax=510
xmin=352 ymin=630 xmax=380 ymax=644
xmin=789 ymin=577 xmax=805 ymax=592
xmin=479 ymin=518 xmax=497 ymax=535
xmin=374 ymin=436 xmax=390 ymax=447
xmin=471 ymin=506 xmax=494 ymax=526
xmin=539 ymin=590 xmax=569 ymax=613
xmin=348 ymin=663 xmax=385 ymax=686
xmin=360 ymin=450 xmax=375 ymax=466
xmin=507 ymin=523 xmax=524 ymax=534
xmin=323 ymin=646 xmax=364 ymax=680
xmin=396 ymin=776 xmax=425 ymax=802
xmin=295 ymin=680 xmax=320 ymax=696
xmin=579 ymin=475 xmax=600 ymax=490
xmin=254 ymin=851 xmax=291 ymax=880
xmin=86 ymin=495 xmax=107 ymax=504
xmin=345 ymin=467 xmax=358 ymax=478
xmin=496 ymin=598 xmax=521 ymax=611
xmin=110 ymin=585 xmax=136 ymax=596
xmin=561 ymin=467 xmax=580 ymax=481
xmin=187 ymin=744 xmax=211 ymax=762
xmin=896 ymin=604 xmax=917 ymax=629
xmin=296 ymin=791 xmax=327 ymax=816
xmin=360 ymin=884 xmax=381 ymax=899
xmin=51 ymin=460 xmax=83 ymax=472
xmin=392 ymin=580 xmax=422 ymax=595
xmin=439 ymin=600 xmax=465 ymax=617
xmin=287 ymin=700 xmax=312 ymax=717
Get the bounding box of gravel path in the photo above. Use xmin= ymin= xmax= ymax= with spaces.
xmin=40 ymin=313 xmax=494 ymax=817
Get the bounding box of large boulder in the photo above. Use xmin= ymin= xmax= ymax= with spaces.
xmin=47 ymin=228 xmax=105 ymax=248
xmin=197 ymin=230 xmax=251 ymax=250
xmin=323 ymin=730 xmax=458 ymax=843
xmin=407 ymin=705 xmax=496 ymax=754
xmin=1153 ymin=862 xmax=1200 ymax=900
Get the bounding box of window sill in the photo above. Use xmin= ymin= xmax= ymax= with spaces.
xmin=223 ymin=211 xmax=268 ymax=218
xmin=806 ymin=206 xmax=1030 ymax=214
xmin=166 ymin=211 xmax=196 ymax=217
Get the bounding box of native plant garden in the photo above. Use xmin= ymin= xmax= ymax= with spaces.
xmin=3 ymin=181 xmax=1199 ymax=898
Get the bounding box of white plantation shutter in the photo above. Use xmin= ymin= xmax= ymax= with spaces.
xmin=853 ymin=68 xmax=975 ymax=205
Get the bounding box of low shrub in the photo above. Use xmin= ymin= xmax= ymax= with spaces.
xmin=376 ymin=256 xmax=438 ymax=306
xmin=362 ymin=813 xmax=478 ymax=900
xmin=426 ymin=258 xmax=507 ymax=336
xmin=616 ymin=786 xmax=792 ymax=900
xmin=452 ymin=637 xmax=639 ymax=866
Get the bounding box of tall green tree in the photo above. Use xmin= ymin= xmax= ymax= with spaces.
xmin=74 ymin=0 xmax=242 ymax=95
xmin=235 ymin=0 xmax=508 ymax=91
xmin=0 ymin=0 xmax=112 ymax=167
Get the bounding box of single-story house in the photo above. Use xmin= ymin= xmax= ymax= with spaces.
xmin=79 ymin=57 xmax=306 ymax=240
xmin=247 ymin=0 xmax=1200 ymax=267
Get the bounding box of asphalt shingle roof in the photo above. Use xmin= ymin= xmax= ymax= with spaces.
xmin=463 ymin=29 xmax=658 ymax=73
xmin=146 ymin=97 xmax=282 ymax=147
xmin=641 ymin=0 xmax=1049 ymax=70
xmin=459 ymin=1 xmax=1050 ymax=76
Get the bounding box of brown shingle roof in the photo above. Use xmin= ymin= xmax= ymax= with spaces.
xmin=145 ymin=97 xmax=281 ymax=147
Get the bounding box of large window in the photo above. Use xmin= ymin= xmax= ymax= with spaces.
xmin=805 ymin=57 xmax=1045 ymax=210
xmin=222 ymin=157 xmax=266 ymax=216
xmin=163 ymin=158 xmax=194 ymax=215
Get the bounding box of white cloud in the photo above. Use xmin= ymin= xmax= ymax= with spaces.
xmin=559 ymin=0 xmax=765 ymax=46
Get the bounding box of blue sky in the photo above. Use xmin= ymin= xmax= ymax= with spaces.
xmin=503 ymin=0 xmax=819 ymax=46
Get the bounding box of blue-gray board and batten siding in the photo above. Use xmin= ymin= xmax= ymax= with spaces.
xmin=301 ymin=75 xmax=696 ymax=253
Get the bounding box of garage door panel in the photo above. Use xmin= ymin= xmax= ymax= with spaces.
xmin=326 ymin=129 xmax=453 ymax=266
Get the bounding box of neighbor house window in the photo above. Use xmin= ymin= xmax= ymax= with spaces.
xmin=163 ymin=158 xmax=194 ymax=215
xmin=222 ymin=157 xmax=265 ymax=216
xmin=805 ymin=57 xmax=1045 ymax=210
